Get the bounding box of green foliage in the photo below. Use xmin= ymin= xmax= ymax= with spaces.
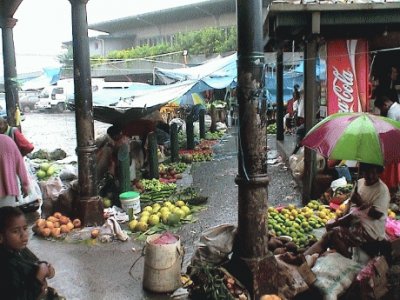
xmin=58 ymin=26 xmax=237 ymax=71
xmin=58 ymin=46 xmax=73 ymax=70
xmin=105 ymin=26 xmax=237 ymax=60
xmin=90 ymin=55 xmax=107 ymax=66
xmin=267 ymin=123 xmax=277 ymax=134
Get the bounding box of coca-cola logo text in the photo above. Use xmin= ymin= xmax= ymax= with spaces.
xmin=332 ymin=67 xmax=354 ymax=112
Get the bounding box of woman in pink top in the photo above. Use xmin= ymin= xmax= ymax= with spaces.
xmin=0 ymin=135 xmax=30 ymax=207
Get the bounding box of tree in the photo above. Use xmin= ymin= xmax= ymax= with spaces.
xmin=58 ymin=46 xmax=74 ymax=77
xmin=104 ymin=26 xmax=237 ymax=61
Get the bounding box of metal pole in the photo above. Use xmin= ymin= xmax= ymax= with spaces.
xmin=69 ymin=0 xmax=103 ymax=226
xmin=1 ymin=17 xmax=19 ymax=127
xmin=199 ymin=109 xmax=206 ymax=139
xmin=186 ymin=114 xmax=195 ymax=150
xmin=170 ymin=123 xmax=179 ymax=162
xmin=231 ymin=0 xmax=278 ymax=298
xmin=148 ymin=132 xmax=159 ymax=179
xmin=276 ymin=46 xmax=284 ymax=141
xmin=302 ymin=36 xmax=318 ymax=205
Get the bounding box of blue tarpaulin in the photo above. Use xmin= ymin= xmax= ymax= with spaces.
xmin=20 ymin=67 xmax=61 ymax=90
xmin=154 ymin=53 xmax=237 ymax=90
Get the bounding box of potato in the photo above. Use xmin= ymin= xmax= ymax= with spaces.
xmin=285 ymin=242 xmax=298 ymax=253
xmin=268 ymin=238 xmax=283 ymax=251
xmin=273 ymin=247 xmax=286 ymax=255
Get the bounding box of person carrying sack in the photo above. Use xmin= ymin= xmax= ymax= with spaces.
xmin=0 ymin=119 xmax=34 ymax=157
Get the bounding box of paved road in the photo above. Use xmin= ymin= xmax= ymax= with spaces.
xmin=22 ymin=111 xmax=109 ymax=157
xmin=23 ymin=113 xmax=301 ymax=300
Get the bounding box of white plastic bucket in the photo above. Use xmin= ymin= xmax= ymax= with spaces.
xmin=143 ymin=233 xmax=183 ymax=293
xmin=119 ymin=191 xmax=141 ymax=214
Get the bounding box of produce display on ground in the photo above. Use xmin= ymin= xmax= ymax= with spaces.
xmin=134 ymin=178 xmax=177 ymax=201
xmin=179 ymin=149 xmax=213 ymax=162
xmin=205 ymin=130 xmax=225 ymax=140
xmin=178 ymin=129 xmax=225 ymax=148
xmin=129 ymin=179 xmax=207 ymax=239
xmin=188 ymin=265 xmax=250 ymax=300
xmin=34 ymin=160 xmax=61 ymax=181
xmin=266 ymin=123 xmax=277 ymax=134
xmin=268 ymin=199 xmax=400 ymax=251
xmin=158 ymin=162 xmax=187 ymax=183
xmin=128 ymin=198 xmax=203 ymax=238
xmin=32 ymin=212 xmax=81 ymax=239
xmin=267 ymin=200 xmax=337 ymax=249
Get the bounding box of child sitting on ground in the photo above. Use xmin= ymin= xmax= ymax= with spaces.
xmin=0 ymin=206 xmax=63 ymax=299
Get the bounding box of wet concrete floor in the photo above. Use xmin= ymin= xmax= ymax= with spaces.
xmin=23 ymin=112 xmax=301 ymax=300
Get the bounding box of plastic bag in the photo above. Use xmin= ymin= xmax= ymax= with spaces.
xmin=330 ymin=177 xmax=347 ymax=191
xmin=189 ymin=224 xmax=237 ymax=267
xmin=16 ymin=158 xmax=43 ymax=213
xmin=312 ymin=252 xmax=363 ymax=300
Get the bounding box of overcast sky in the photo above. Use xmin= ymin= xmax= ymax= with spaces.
xmin=2 ymin=0 xmax=204 ymax=73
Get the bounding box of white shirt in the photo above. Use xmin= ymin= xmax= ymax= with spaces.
xmin=295 ymin=97 xmax=304 ymax=118
xmin=350 ymin=178 xmax=390 ymax=241
xmin=388 ymin=102 xmax=400 ymax=121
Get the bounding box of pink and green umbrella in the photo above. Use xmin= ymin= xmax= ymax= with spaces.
xmin=301 ymin=112 xmax=400 ymax=166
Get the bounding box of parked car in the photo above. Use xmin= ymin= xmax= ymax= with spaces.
xmin=34 ymin=85 xmax=72 ymax=113
xmin=19 ymin=92 xmax=40 ymax=113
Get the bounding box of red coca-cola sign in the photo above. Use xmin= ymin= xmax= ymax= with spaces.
xmin=327 ymin=39 xmax=369 ymax=115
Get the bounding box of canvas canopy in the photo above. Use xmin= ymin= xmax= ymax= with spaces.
xmin=20 ymin=67 xmax=61 ymax=91
xmin=93 ymin=53 xmax=238 ymax=124
xmin=93 ymin=80 xmax=197 ymax=124
xmin=154 ymin=53 xmax=237 ymax=90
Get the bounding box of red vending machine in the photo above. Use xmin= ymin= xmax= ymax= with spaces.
xmin=326 ymin=39 xmax=370 ymax=115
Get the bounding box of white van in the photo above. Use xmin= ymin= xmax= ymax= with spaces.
xmin=34 ymin=84 xmax=74 ymax=113
xmin=35 ymin=79 xmax=133 ymax=112
xmin=66 ymin=79 xmax=135 ymax=110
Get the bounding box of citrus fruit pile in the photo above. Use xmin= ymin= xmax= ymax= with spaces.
xmin=267 ymin=200 xmax=338 ymax=248
xmin=32 ymin=212 xmax=81 ymax=239
xmin=128 ymin=200 xmax=192 ymax=233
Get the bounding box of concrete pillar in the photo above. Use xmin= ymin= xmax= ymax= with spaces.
xmin=0 ymin=17 xmax=19 ymax=127
xmin=276 ymin=46 xmax=284 ymax=141
xmin=69 ymin=0 xmax=103 ymax=226
xmin=231 ymin=0 xmax=278 ymax=298
xmin=302 ymin=35 xmax=318 ymax=205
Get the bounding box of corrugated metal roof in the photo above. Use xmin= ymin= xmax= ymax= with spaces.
xmin=265 ymin=0 xmax=400 ymax=44
xmin=89 ymin=0 xmax=236 ymax=34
